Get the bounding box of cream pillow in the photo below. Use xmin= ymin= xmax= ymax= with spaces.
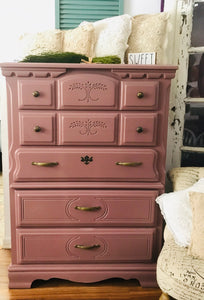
xmin=63 ymin=23 xmax=95 ymax=57
xmin=188 ymin=192 xmax=204 ymax=259
xmin=156 ymin=178 xmax=204 ymax=247
xmin=168 ymin=167 xmax=204 ymax=191
xmin=81 ymin=14 xmax=132 ymax=63
xmin=125 ymin=12 xmax=169 ymax=64
xmin=19 ymin=29 xmax=63 ymax=59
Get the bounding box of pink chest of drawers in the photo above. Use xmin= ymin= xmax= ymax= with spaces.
xmin=1 ymin=63 xmax=176 ymax=288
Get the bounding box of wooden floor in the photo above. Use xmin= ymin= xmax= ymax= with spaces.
xmin=0 ymin=248 xmax=162 ymax=300
xmin=0 ymin=174 xmax=162 ymax=300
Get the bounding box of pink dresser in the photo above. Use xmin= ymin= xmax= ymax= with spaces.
xmin=0 ymin=63 xmax=176 ymax=288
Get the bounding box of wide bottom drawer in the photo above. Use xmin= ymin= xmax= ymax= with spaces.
xmin=16 ymin=228 xmax=156 ymax=264
xmin=15 ymin=189 xmax=159 ymax=227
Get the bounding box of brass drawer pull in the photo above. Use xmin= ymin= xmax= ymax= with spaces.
xmin=34 ymin=125 xmax=41 ymax=132
xmin=75 ymin=206 xmax=101 ymax=211
xmin=32 ymin=91 xmax=40 ymax=97
xmin=32 ymin=162 xmax=59 ymax=167
xmin=136 ymin=126 xmax=143 ymax=133
xmin=75 ymin=244 xmax=100 ymax=250
xmin=116 ymin=162 xmax=142 ymax=167
xmin=137 ymin=92 xmax=144 ymax=99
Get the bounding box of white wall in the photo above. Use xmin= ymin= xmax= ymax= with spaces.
xmin=124 ymin=0 xmax=161 ymax=15
xmin=0 ymin=0 xmax=161 ymax=248
xmin=0 ymin=0 xmax=55 ymax=62
xmin=0 ymin=0 xmax=160 ymax=62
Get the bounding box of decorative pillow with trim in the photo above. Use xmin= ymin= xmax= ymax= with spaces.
xmin=125 ymin=12 xmax=169 ymax=64
xmin=188 ymin=191 xmax=204 ymax=259
xmin=19 ymin=29 xmax=63 ymax=59
xmin=81 ymin=14 xmax=132 ymax=63
xmin=63 ymin=23 xmax=95 ymax=57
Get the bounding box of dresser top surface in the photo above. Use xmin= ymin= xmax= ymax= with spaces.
xmin=0 ymin=62 xmax=177 ymax=71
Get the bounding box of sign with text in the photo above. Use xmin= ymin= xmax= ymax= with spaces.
xmin=128 ymin=52 xmax=156 ymax=65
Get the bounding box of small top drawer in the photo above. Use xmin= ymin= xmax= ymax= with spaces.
xmin=121 ymin=81 xmax=159 ymax=110
xmin=119 ymin=113 xmax=158 ymax=146
xmin=57 ymin=73 xmax=119 ymax=110
xmin=19 ymin=112 xmax=56 ymax=145
xmin=18 ymin=79 xmax=55 ymax=109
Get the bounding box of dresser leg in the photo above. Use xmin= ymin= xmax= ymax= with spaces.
xmin=159 ymin=292 xmax=170 ymax=300
xmin=135 ymin=272 xmax=158 ymax=288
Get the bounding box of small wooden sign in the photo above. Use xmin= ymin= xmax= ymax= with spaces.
xmin=128 ymin=52 xmax=156 ymax=65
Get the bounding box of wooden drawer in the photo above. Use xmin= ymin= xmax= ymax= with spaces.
xmin=15 ymin=190 xmax=158 ymax=227
xmin=18 ymin=79 xmax=55 ymax=109
xmin=58 ymin=112 xmax=118 ymax=145
xmin=119 ymin=113 xmax=158 ymax=146
xmin=14 ymin=148 xmax=159 ymax=182
xmin=121 ymin=81 xmax=159 ymax=110
xmin=19 ymin=112 xmax=56 ymax=145
xmin=57 ymin=73 xmax=119 ymax=110
xmin=16 ymin=228 xmax=156 ymax=264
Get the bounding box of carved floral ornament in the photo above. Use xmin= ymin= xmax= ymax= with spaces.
xmin=69 ymin=119 xmax=107 ymax=136
xmin=68 ymin=81 xmax=107 ymax=103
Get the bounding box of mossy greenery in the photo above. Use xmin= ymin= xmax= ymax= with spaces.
xmin=21 ymin=52 xmax=88 ymax=63
xmin=21 ymin=52 xmax=121 ymax=64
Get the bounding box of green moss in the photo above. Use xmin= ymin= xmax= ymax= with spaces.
xmin=21 ymin=52 xmax=121 ymax=64
xmin=92 ymin=56 xmax=121 ymax=64
xmin=21 ymin=52 xmax=88 ymax=63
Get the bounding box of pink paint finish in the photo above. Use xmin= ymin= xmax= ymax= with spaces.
xmin=58 ymin=73 xmax=119 ymax=110
xmin=121 ymin=81 xmax=159 ymax=110
xmin=120 ymin=113 xmax=158 ymax=146
xmin=18 ymin=79 xmax=55 ymax=109
xmin=16 ymin=228 xmax=155 ymax=264
xmin=58 ymin=112 xmax=118 ymax=145
xmin=19 ymin=112 xmax=56 ymax=145
xmin=15 ymin=190 xmax=158 ymax=227
xmin=13 ymin=148 xmax=159 ymax=182
xmin=0 ymin=63 xmax=177 ymax=288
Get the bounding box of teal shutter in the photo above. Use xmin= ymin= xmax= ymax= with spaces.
xmin=55 ymin=0 xmax=124 ymax=29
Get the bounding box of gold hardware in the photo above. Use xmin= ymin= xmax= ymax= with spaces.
xmin=136 ymin=126 xmax=143 ymax=133
xmin=32 ymin=91 xmax=40 ymax=97
xmin=75 ymin=206 xmax=101 ymax=211
xmin=75 ymin=244 xmax=100 ymax=250
xmin=32 ymin=162 xmax=59 ymax=167
xmin=116 ymin=162 xmax=142 ymax=167
xmin=34 ymin=125 xmax=41 ymax=132
xmin=137 ymin=92 xmax=144 ymax=99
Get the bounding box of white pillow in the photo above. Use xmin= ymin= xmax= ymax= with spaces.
xmin=156 ymin=178 xmax=204 ymax=247
xmin=81 ymin=14 xmax=132 ymax=63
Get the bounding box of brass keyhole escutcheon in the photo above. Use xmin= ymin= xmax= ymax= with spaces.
xmin=136 ymin=126 xmax=143 ymax=133
xmin=137 ymin=92 xmax=144 ymax=99
xmin=34 ymin=125 xmax=41 ymax=132
xmin=32 ymin=91 xmax=40 ymax=97
xmin=81 ymin=156 xmax=93 ymax=165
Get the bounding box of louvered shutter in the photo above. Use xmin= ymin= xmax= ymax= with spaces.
xmin=55 ymin=0 xmax=124 ymax=29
